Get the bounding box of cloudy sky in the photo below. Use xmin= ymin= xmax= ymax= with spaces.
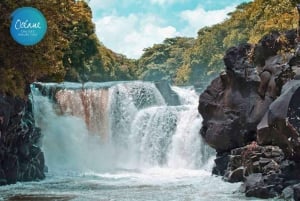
xmin=89 ymin=0 xmax=250 ymax=59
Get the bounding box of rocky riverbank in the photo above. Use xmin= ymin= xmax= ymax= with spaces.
xmin=0 ymin=95 xmax=45 ymax=185
xmin=199 ymin=30 xmax=300 ymax=199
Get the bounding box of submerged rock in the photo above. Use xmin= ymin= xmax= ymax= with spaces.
xmin=0 ymin=95 xmax=45 ymax=185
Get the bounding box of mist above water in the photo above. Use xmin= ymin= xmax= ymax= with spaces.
xmin=1 ymin=81 xmax=264 ymax=201
xmin=31 ymin=81 xmax=214 ymax=173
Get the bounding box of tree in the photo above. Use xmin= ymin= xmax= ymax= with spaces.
xmin=0 ymin=0 xmax=137 ymax=96
xmin=137 ymin=37 xmax=195 ymax=83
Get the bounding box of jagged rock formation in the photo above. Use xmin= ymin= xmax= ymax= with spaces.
xmin=0 ymin=95 xmax=45 ymax=185
xmin=199 ymin=30 xmax=300 ymax=199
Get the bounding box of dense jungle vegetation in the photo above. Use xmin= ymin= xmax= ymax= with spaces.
xmin=141 ymin=0 xmax=299 ymax=86
xmin=0 ymin=0 xmax=299 ymax=96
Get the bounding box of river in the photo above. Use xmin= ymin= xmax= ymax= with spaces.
xmin=0 ymin=81 xmax=275 ymax=201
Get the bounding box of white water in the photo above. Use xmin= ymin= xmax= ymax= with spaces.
xmin=0 ymin=81 xmax=271 ymax=201
xmin=31 ymin=81 xmax=213 ymax=172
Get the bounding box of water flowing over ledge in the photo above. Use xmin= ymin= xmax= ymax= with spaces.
xmin=1 ymin=81 xmax=277 ymax=200
xmin=30 ymin=81 xmax=214 ymax=172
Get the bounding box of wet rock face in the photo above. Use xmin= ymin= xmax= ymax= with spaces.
xmin=0 ymin=95 xmax=45 ymax=185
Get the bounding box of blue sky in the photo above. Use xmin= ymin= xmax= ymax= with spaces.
xmin=89 ymin=0 xmax=251 ymax=59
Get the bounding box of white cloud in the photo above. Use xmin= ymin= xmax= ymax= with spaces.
xmin=180 ymin=5 xmax=236 ymax=36
xmin=90 ymin=1 xmax=239 ymax=59
xmin=89 ymin=0 xmax=117 ymax=10
xmin=94 ymin=14 xmax=178 ymax=59
xmin=150 ymin=0 xmax=185 ymax=5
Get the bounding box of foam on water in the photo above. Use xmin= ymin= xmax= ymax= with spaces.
xmin=30 ymin=81 xmax=214 ymax=173
xmin=0 ymin=81 xmax=273 ymax=201
xmin=0 ymin=168 xmax=271 ymax=201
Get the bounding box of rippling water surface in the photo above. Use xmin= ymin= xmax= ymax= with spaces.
xmin=0 ymin=82 xmax=280 ymax=201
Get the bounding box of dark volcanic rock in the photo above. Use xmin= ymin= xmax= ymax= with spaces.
xmin=199 ymin=30 xmax=300 ymax=199
xmin=244 ymin=173 xmax=278 ymax=198
xmin=212 ymin=152 xmax=230 ymax=176
xmin=199 ymin=43 xmax=268 ymax=152
xmin=0 ymin=95 xmax=45 ymax=185
xmin=294 ymin=184 xmax=300 ymax=201
xmin=226 ymin=166 xmax=244 ymax=183
xmin=253 ymin=31 xmax=282 ymax=67
xmin=199 ymin=31 xmax=297 ymax=153
xmin=224 ymin=144 xmax=288 ymax=198
xmin=257 ymin=80 xmax=300 ymax=160
xmin=282 ymin=186 xmax=294 ymax=200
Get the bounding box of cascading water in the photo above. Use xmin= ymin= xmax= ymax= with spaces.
xmin=1 ymin=81 xmax=262 ymax=201
xmin=30 ymin=81 xmax=213 ymax=172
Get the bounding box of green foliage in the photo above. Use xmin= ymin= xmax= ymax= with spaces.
xmin=0 ymin=0 xmax=70 ymax=96
xmin=0 ymin=68 xmax=25 ymax=97
xmin=144 ymin=0 xmax=300 ymax=86
xmin=63 ymin=1 xmax=98 ymax=81
xmin=1 ymin=0 xmax=299 ymax=97
xmin=186 ymin=0 xmax=299 ymax=85
xmin=89 ymin=46 xmax=137 ymax=81
xmin=0 ymin=0 xmax=137 ymax=97
xmin=137 ymin=37 xmax=195 ymax=83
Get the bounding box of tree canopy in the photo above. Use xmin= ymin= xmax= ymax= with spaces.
xmin=0 ymin=0 xmax=137 ymax=97
xmin=138 ymin=0 xmax=300 ymax=87
xmin=1 ymin=0 xmax=299 ymax=96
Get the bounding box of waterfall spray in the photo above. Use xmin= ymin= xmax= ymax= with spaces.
xmin=31 ymin=81 xmax=214 ymax=173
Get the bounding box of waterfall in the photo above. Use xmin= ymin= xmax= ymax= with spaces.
xmin=30 ymin=81 xmax=214 ymax=173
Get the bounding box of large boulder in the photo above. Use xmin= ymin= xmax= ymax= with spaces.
xmin=199 ymin=44 xmax=291 ymax=152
